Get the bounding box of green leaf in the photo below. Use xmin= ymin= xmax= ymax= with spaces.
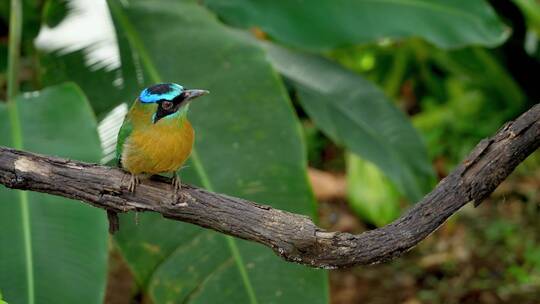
xmin=42 ymin=0 xmax=69 ymax=28
xmin=107 ymin=1 xmax=328 ymax=303
xmin=513 ymin=0 xmax=540 ymax=34
xmin=21 ymin=0 xmax=43 ymax=44
xmin=39 ymin=50 xmax=130 ymax=117
xmin=432 ymin=47 xmax=525 ymax=116
xmin=205 ymin=0 xmax=509 ymax=50
xmin=0 ymin=2 xmax=8 ymax=24
xmin=264 ymin=44 xmax=434 ymax=201
xmin=0 ymin=83 xmax=108 ymax=304
xmin=0 ymin=290 xmax=7 ymax=304
xmin=346 ymin=153 xmax=401 ymax=227
xmin=36 ymin=1 xmax=135 ymax=118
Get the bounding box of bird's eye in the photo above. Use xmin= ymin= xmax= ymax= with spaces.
xmin=162 ymin=101 xmax=173 ymax=111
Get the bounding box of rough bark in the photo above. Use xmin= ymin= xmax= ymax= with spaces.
xmin=0 ymin=104 xmax=538 ymax=269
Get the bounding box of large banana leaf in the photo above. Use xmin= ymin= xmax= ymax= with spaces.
xmin=39 ymin=50 xmax=129 ymax=117
xmin=36 ymin=0 xmax=133 ymax=117
xmin=0 ymin=83 xmax=108 ymax=304
xmin=107 ymin=0 xmax=327 ymax=303
xmin=205 ymin=0 xmax=509 ymax=50
xmin=265 ymin=44 xmax=434 ymax=201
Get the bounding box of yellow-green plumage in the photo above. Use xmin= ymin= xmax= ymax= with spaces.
xmin=119 ymin=101 xmax=194 ymax=175
xmin=116 ymin=83 xmax=208 ymax=191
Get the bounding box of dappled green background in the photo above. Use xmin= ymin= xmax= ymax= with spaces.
xmin=1 ymin=0 xmax=539 ymax=303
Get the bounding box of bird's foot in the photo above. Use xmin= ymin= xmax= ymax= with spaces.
xmin=173 ymin=193 xmax=189 ymax=207
xmin=128 ymin=174 xmax=140 ymax=192
xmin=172 ymin=174 xmax=182 ymax=192
xmin=171 ymin=174 xmax=189 ymax=206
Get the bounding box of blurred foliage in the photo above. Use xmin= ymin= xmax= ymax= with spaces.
xmin=514 ymin=0 xmax=540 ymax=33
xmin=331 ymin=39 xmax=529 ymax=172
xmin=107 ymin=0 xmax=326 ymax=302
xmin=513 ymin=0 xmax=540 ymax=62
xmin=42 ymin=0 xmax=68 ymax=28
xmin=206 ymin=0 xmax=508 ymax=50
xmin=327 ymin=182 xmax=540 ymax=303
xmin=0 ymin=84 xmax=108 ymax=303
xmin=346 ymin=153 xmax=401 ymax=227
xmin=265 ymin=43 xmax=434 ymax=202
xmin=0 ymin=0 xmax=538 ymax=303
xmin=40 ymin=50 xmax=128 ymax=117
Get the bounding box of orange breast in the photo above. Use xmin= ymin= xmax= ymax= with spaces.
xmin=122 ymin=119 xmax=194 ymax=175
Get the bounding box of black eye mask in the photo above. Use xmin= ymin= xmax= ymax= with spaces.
xmin=153 ymin=93 xmax=187 ymax=123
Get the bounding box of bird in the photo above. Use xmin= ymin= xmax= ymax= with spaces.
xmin=116 ymin=82 xmax=209 ymax=193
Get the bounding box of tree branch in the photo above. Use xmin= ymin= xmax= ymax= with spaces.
xmin=0 ymin=104 xmax=539 ymax=269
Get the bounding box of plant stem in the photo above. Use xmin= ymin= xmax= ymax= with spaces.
xmin=7 ymin=1 xmax=34 ymax=304
xmin=7 ymin=0 xmax=23 ymax=149
xmin=383 ymin=46 xmax=408 ymax=99
xmin=7 ymin=0 xmax=21 ymax=103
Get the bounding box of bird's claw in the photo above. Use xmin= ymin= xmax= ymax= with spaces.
xmin=172 ymin=175 xmax=182 ymax=192
xmin=173 ymin=192 xmax=189 ymax=207
xmin=128 ymin=174 xmax=140 ymax=192
xmin=171 ymin=174 xmax=188 ymax=206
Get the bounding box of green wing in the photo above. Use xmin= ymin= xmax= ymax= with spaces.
xmin=116 ymin=115 xmax=133 ymax=167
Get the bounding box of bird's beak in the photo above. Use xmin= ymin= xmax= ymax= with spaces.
xmin=184 ymin=89 xmax=209 ymax=101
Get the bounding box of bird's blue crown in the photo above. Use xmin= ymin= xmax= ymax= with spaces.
xmin=139 ymin=83 xmax=184 ymax=103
